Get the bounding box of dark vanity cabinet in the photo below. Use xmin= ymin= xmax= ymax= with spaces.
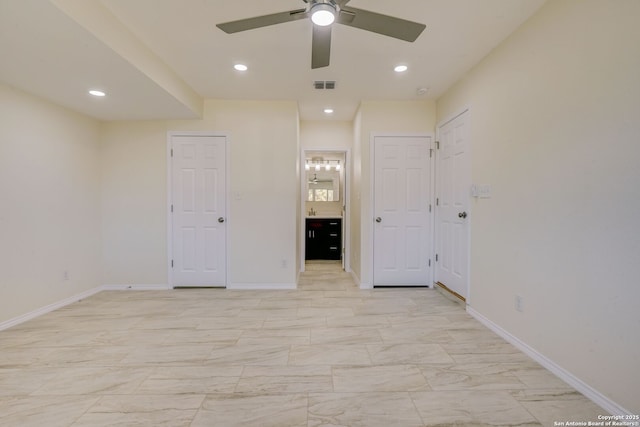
xmin=305 ymin=218 xmax=342 ymax=260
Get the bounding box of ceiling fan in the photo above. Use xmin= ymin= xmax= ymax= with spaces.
xmin=307 ymin=173 xmax=334 ymax=184
xmin=216 ymin=0 xmax=426 ymax=69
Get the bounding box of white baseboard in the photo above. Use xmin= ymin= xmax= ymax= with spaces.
xmin=349 ymin=270 xmax=360 ymax=286
xmin=349 ymin=270 xmax=372 ymax=289
xmin=102 ymin=284 xmax=171 ymax=291
xmin=227 ymin=283 xmax=297 ymax=290
xmin=466 ymin=306 xmax=631 ymax=416
xmin=0 ymin=286 xmax=103 ymax=331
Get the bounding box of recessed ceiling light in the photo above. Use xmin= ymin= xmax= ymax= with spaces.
xmin=394 ymin=65 xmax=408 ymax=73
xmin=89 ymin=90 xmax=106 ymax=97
xmin=234 ymin=64 xmax=248 ymax=71
xmin=324 ymin=108 xmax=334 ymax=114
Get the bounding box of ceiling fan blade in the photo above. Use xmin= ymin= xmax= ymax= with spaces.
xmin=336 ymin=0 xmax=351 ymax=7
xmin=311 ymin=25 xmax=332 ymax=69
xmin=217 ymin=8 xmax=308 ymax=33
xmin=337 ymin=7 xmax=426 ymax=42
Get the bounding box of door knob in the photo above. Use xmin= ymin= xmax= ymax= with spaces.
xmin=458 ymin=212 xmax=467 ymax=219
xmin=375 ymin=217 xmax=382 ymax=223
xmin=218 ymin=217 xmax=225 ymax=223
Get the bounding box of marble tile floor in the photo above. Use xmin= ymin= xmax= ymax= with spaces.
xmin=0 ymin=261 xmax=605 ymax=426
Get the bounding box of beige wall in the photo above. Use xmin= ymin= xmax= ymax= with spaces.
xmin=353 ymin=100 xmax=436 ymax=285
xmin=100 ymin=120 xmax=168 ymax=285
xmin=350 ymin=111 xmax=363 ymax=281
xmin=0 ymin=84 xmax=102 ymax=324
xmin=437 ymin=0 xmax=640 ymax=412
xmin=101 ymin=100 xmax=300 ymax=287
xmin=300 ymin=120 xmax=352 ymax=151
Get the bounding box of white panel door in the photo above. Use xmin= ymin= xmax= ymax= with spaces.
xmin=171 ymin=135 xmax=226 ymax=287
xmin=373 ymin=135 xmax=432 ymax=286
xmin=436 ymin=111 xmax=470 ymax=298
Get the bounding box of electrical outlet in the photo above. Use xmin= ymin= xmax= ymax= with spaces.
xmin=515 ymin=295 xmax=524 ymax=312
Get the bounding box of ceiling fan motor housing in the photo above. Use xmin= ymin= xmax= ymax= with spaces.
xmin=309 ymin=0 xmax=340 ymax=27
xmin=305 ymin=0 xmax=340 ymax=7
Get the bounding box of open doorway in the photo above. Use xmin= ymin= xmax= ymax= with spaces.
xmin=300 ymin=150 xmax=349 ymax=273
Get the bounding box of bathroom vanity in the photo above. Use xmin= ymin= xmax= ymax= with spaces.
xmin=305 ymin=218 xmax=342 ymax=260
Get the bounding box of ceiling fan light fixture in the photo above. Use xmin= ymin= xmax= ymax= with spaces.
xmin=311 ymin=3 xmax=336 ymax=26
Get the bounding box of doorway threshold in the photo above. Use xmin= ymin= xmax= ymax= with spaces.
xmin=436 ymin=282 xmax=466 ymax=304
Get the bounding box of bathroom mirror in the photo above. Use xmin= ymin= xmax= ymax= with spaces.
xmin=307 ymin=170 xmax=339 ymax=202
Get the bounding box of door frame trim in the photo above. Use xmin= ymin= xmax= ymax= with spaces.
xmin=300 ymin=149 xmax=351 ymax=273
xmin=166 ymin=131 xmax=231 ymax=288
xmin=369 ymin=133 xmax=435 ymax=287
xmin=435 ymin=106 xmax=472 ymax=303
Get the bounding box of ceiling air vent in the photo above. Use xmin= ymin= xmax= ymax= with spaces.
xmin=313 ymin=80 xmax=336 ymax=90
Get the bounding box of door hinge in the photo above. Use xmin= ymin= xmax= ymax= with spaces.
xmin=170 ymin=148 xmax=173 ymax=157
xmin=429 ymin=204 xmax=432 ymax=213
xmin=436 ymin=198 xmax=439 ymax=206
xmin=435 ymin=254 xmax=439 ymax=262
xmin=428 ymin=259 xmax=431 ymax=267
xmin=429 ymin=148 xmax=433 ymax=158
xmin=171 ymin=260 xmax=174 ymax=268
xmin=171 ymin=204 xmax=173 ymax=213
xmin=435 ymin=140 xmax=440 ymax=149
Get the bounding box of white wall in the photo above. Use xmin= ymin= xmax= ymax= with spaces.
xmin=0 ymin=83 xmax=102 ymax=324
xmin=436 ymin=0 xmax=640 ymax=413
xmin=353 ymin=100 xmax=436 ymax=286
xmin=101 ymin=100 xmax=300 ymax=288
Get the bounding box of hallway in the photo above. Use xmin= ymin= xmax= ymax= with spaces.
xmin=0 ymin=262 xmax=603 ymax=425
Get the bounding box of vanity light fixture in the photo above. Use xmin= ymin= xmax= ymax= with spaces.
xmin=306 ymin=159 xmax=342 ymax=171
xmin=89 ymin=89 xmax=106 ymax=97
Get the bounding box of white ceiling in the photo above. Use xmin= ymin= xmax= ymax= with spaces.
xmin=0 ymin=0 xmax=546 ymax=121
